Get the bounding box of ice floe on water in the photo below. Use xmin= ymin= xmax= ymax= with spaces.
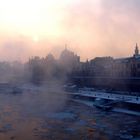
xmin=46 ymin=112 xmax=77 ymax=120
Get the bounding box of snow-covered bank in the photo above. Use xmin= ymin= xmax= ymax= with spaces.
xmin=69 ymin=90 xmax=140 ymax=104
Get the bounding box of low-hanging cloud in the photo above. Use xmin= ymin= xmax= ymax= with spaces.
xmin=0 ymin=0 xmax=140 ymax=61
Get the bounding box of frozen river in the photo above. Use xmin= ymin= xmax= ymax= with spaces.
xmin=0 ymin=90 xmax=139 ymax=140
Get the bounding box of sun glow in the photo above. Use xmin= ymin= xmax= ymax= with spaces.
xmin=32 ymin=36 xmax=39 ymax=42
xmin=0 ymin=0 xmax=102 ymax=40
xmin=0 ymin=0 xmax=139 ymax=62
xmin=0 ymin=0 xmax=69 ymax=39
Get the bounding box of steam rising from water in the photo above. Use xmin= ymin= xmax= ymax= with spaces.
xmin=21 ymin=86 xmax=68 ymax=114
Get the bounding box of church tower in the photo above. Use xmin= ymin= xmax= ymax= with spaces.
xmin=134 ymin=43 xmax=139 ymax=57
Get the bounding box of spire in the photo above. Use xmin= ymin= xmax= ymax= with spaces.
xmin=134 ymin=43 xmax=139 ymax=56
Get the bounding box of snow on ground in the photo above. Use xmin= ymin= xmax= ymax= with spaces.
xmin=69 ymin=90 xmax=140 ymax=104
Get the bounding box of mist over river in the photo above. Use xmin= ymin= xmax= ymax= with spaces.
xmin=0 ymin=89 xmax=139 ymax=140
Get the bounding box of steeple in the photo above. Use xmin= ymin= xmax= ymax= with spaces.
xmin=134 ymin=43 xmax=139 ymax=56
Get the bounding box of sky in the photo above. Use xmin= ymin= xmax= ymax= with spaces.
xmin=0 ymin=0 xmax=140 ymax=62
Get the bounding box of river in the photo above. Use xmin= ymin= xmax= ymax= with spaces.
xmin=0 ymin=90 xmax=139 ymax=140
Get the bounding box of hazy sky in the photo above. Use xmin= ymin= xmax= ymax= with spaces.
xmin=0 ymin=0 xmax=140 ymax=61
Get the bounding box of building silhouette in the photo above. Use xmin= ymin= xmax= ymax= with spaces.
xmin=70 ymin=43 xmax=140 ymax=92
xmin=73 ymin=43 xmax=140 ymax=78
